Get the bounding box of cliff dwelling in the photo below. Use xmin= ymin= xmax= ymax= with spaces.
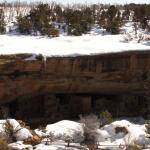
xmin=0 ymin=51 xmax=150 ymax=127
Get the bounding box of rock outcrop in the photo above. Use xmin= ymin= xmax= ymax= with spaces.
xmin=0 ymin=50 xmax=150 ymax=125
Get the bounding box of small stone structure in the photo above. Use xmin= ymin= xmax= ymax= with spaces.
xmin=0 ymin=51 xmax=150 ymax=126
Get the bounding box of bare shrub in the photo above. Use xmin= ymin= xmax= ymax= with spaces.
xmin=146 ymin=124 xmax=150 ymax=134
xmin=123 ymin=33 xmax=133 ymax=42
xmin=124 ymin=134 xmax=132 ymax=150
xmin=3 ymin=120 xmax=23 ymax=143
xmin=79 ymin=114 xmax=100 ymax=150
xmin=47 ymin=132 xmax=55 ymax=143
xmin=64 ymin=135 xmax=73 ymax=147
xmin=123 ymin=135 xmax=143 ymax=150
xmin=3 ymin=120 xmax=16 ymax=143
xmin=55 ymin=133 xmax=73 ymax=147
xmin=137 ymin=34 xmax=144 ymax=43
xmin=44 ymin=132 xmax=55 ymax=145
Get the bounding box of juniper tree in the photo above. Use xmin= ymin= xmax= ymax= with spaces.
xmin=17 ymin=15 xmax=33 ymax=34
xmin=17 ymin=3 xmax=59 ymax=37
xmin=64 ymin=7 xmax=94 ymax=36
xmin=54 ymin=4 xmax=63 ymax=23
xmin=106 ymin=5 xmax=122 ymax=34
xmin=122 ymin=8 xmax=130 ymax=21
xmin=29 ymin=4 xmax=53 ymax=35
xmin=0 ymin=9 xmax=5 ymax=34
xmin=83 ymin=7 xmax=94 ymax=29
xmin=133 ymin=5 xmax=150 ymax=30
xmin=99 ymin=10 xmax=107 ymax=30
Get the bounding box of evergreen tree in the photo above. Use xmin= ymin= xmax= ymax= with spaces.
xmin=109 ymin=18 xmax=120 ymax=34
xmin=91 ymin=4 xmax=98 ymax=23
xmin=64 ymin=7 xmax=94 ymax=35
xmin=122 ymin=8 xmax=130 ymax=21
xmin=106 ymin=5 xmax=122 ymax=34
xmin=133 ymin=5 xmax=150 ymax=29
xmin=82 ymin=7 xmax=94 ymax=31
xmin=17 ymin=15 xmax=33 ymax=34
xmin=107 ymin=5 xmax=118 ymax=21
xmin=17 ymin=4 xmax=59 ymax=37
xmin=29 ymin=4 xmax=52 ymax=35
xmin=54 ymin=4 xmax=63 ymax=23
xmin=0 ymin=9 xmax=6 ymax=34
xmin=99 ymin=10 xmax=107 ymax=30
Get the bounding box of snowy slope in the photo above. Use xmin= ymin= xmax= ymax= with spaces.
xmin=0 ymin=33 xmax=150 ymax=57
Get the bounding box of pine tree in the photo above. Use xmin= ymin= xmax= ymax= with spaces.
xmin=17 ymin=4 xmax=59 ymax=37
xmin=0 ymin=9 xmax=6 ymax=34
xmin=122 ymin=8 xmax=130 ymax=21
xmin=54 ymin=4 xmax=63 ymax=23
xmin=83 ymin=7 xmax=94 ymax=28
xmin=17 ymin=15 xmax=33 ymax=34
xmin=106 ymin=5 xmax=122 ymax=34
xmin=29 ymin=4 xmax=52 ymax=35
xmin=109 ymin=19 xmax=120 ymax=34
xmin=133 ymin=5 xmax=150 ymax=30
xmin=64 ymin=7 xmax=94 ymax=35
xmin=99 ymin=10 xmax=107 ymax=30
xmin=107 ymin=5 xmax=118 ymax=21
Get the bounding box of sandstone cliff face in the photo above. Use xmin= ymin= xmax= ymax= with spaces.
xmin=0 ymin=51 xmax=150 ymax=124
xmin=0 ymin=51 xmax=150 ymax=105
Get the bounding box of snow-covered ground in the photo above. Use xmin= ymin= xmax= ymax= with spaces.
xmin=0 ymin=33 xmax=150 ymax=57
xmin=0 ymin=7 xmax=150 ymax=57
xmin=0 ymin=5 xmax=150 ymax=57
xmin=98 ymin=120 xmax=150 ymax=150
xmin=0 ymin=119 xmax=149 ymax=150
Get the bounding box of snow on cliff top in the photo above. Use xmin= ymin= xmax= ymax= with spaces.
xmin=0 ymin=32 xmax=150 ymax=57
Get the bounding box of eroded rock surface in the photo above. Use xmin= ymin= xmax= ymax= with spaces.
xmin=0 ymin=51 xmax=150 ymax=124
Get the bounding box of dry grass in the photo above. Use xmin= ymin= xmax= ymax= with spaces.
xmin=0 ymin=138 xmax=9 ymax=150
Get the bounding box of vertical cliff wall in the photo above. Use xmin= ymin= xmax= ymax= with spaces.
xmin=0 ymin=51 xmax=150 ymax=125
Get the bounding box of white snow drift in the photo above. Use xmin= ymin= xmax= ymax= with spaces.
xmin=0 ymin=33 xmax=150 ymax=57
xmin=0 ymin=119 xmax=149 ymax=150
xmin=98 ymin=120 xmax=150 ymax=149
xmin=45 ymin=120 xmax=84 ymax=143
xmin=0 ymin=119 xmax=32 ymax=141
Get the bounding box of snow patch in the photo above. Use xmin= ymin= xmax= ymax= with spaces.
xmin=0 ymin=119 xmax=32 ymax=141
xmin=46 ymin=120 xmax=84 ymax=143
xmin=0 ymin=33 xmax=150 ymax=56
